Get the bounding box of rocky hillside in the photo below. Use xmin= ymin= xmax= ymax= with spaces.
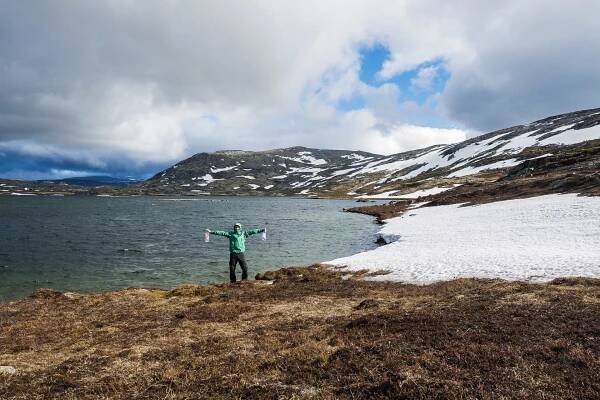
xmin=131 ymin=107 xmax=600 ymax=198
xmin=138 ymin=147 xmax=385 ymax=197
xmin=3 ymin=107 xmax=598 ymax=198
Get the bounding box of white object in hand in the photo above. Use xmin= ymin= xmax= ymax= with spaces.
xmin=261 ymin=228 xmax=267 ymax=241
xmin=204 ymin=229 xmax=210 ymax=242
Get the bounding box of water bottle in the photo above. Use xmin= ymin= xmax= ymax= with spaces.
xmin=261 ymin=227 xmax=267 ymax=241
xmin=204 ymin=229 xmax=210 ymax=242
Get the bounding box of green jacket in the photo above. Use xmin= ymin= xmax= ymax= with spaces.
xmin=210 ymin=228 xmax=264 ymax=253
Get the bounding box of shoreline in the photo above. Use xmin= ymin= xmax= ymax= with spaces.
xmin=0 ymin=195 xmax=382 ymax=302
xmin=3 ymin=192 xmax=599 ymax=302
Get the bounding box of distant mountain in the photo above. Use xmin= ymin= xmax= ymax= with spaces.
xmin=3 ymin=108 xmax=599 ymax=200
xmin=133 ymin=108 xmax=600 ymax=199
xmin=37 ymin=176 xmax=142 ymax=187
xmin=0 ymin=175 xmax=142 ymax=196
xmin=139 ymin=146 xmax=383 ymax=197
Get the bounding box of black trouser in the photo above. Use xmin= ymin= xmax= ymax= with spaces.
xmin=229 ymin=252 xmax=248 ymax=283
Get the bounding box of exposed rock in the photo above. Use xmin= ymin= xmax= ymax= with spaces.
xmin=0 ymin=366 xmax=17 ymax=375
xmin=353 ymin=299 xmax=381 ymax=310
xmin=549 ymin=277 xmax=600 ymax=286
xmin=375 ymin=236 xmax=388 ymax=245
xmin=28 ymin=288 xmax=65 ymax=299
xmin=345 ymin=200 xmax=412 ymax=222
xmin=166 ymin=284 xmax=215 ymax=298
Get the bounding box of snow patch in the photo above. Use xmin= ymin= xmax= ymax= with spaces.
xmin=448 ymin=158 xmax=522 ymax=177
xmin=341 ymin=153 xmax=373 ymax=161
xmin=359 ymin=185 xmax=462 ymax=199
xmin=210 ymin=165 xmax=238 ymax=173
xmin=328 ymin=194 xmax=600 ymax=283
xmin=198 ymin=174 xmax=223 ymax=183
xmin=278 ymin=154 xmax=327 ymax=165
xmin=287 ymin=167 xmax=324 ymax=175
xmin=397 ymin=185 xmax=462 ymax=199
xmin=356 ymin=190 xmax=404 ymax=199
xmin=538 ymin=124 xmax=600 ymax=146
xmin=528 ymin=153 xmax=554 ymax=160
xmin=330 ymin=167 xmax=358 ymax=177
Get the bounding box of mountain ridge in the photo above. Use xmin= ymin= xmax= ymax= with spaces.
xmin=134 ymin=107 xmax=600 ymax=199
xmin=2 ymin=107 xmax=599 ymax=199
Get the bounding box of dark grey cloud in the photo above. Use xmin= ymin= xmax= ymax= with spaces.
xmin=439 ymin=0 xmax=600 ymax=132
xmin=0 ymin=140 xmax=169 ymax=179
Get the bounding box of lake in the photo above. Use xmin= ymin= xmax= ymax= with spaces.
xmin=0 ymin=196 xmax=381 ymax=300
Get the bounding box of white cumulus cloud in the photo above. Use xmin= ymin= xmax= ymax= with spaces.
xmin=0 ymin=0 xmax=598 ymax=178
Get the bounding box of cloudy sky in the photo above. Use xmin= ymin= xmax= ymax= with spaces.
xmin=1 ymin=0 xmax=599 ymax=179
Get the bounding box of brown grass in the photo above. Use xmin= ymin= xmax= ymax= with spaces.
xmin=344 ymin=200 xmax=412 ymax=223
xmin=1 ymin=265 xmax=600 ymax=399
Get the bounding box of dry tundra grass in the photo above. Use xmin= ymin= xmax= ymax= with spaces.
xmin=344 ymin=201 xmax=412 ymax=223
xmin=1 ymin=265 xmax=600 ymax=399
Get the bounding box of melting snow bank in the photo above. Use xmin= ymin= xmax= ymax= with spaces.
xmin=328 ymin=194 xmax=600 ymax=283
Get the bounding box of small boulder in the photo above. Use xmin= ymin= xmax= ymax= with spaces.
xmin=354 ymin=299 xmax=381 ymax=310
xmin=28 ymin=288 xmax=65 ymax=299
xmin=167 ymin=284 xmax=214 ymax=298
xmin=0 ymin=366 xmax=17 ymax=375
xmin=375 ymin=236 xmax=387 ymax=245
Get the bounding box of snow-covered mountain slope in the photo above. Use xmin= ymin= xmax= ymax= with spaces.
xmin=348 ymin=108 xmax=600 ymax=188
xmin=133 ymin=108 xmax=600 ymax=198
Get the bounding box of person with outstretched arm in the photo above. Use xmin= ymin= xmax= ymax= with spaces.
xmin=205 ymin=223 xmax=265 ymax=283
